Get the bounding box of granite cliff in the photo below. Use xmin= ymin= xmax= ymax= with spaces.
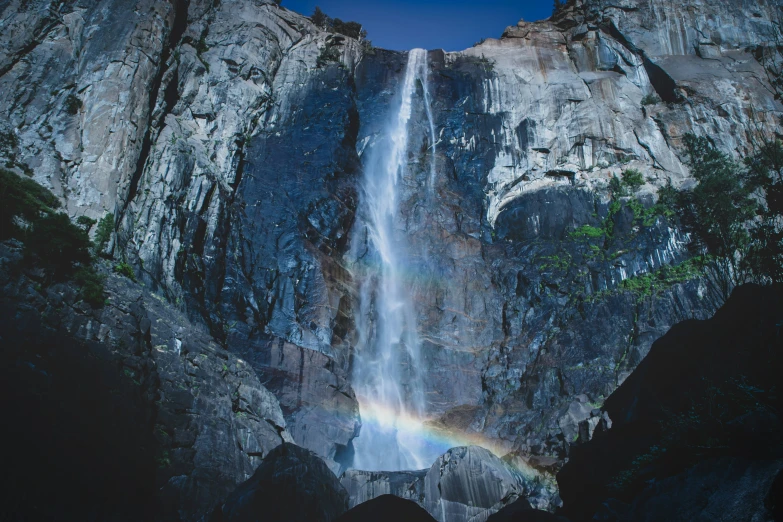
xmin=0 ymin=0 xmax=781 ymax=518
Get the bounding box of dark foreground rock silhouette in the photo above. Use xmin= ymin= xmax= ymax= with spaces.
xmin=558 ymin=284 xmax=783 ymax=522
xmin=212 ymin=443 xmax=349 ymax=522
xmin=486 ymin=497 xmax=571 ymax=521
xmin=334 ymin=494 xmax=437 ymax=522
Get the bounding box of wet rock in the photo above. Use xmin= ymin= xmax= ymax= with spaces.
xmin=341 ymin=469 xmax=427 ymax=508
xmin=334 ymin=494 xmax=437 ymax=522
xmin=424 ymin=446 xmax=528 ymax=522
xmin=212 ymin=443 xmax=349 ymax=522
xmin=235 ymin=339 xmax=361 ymax=475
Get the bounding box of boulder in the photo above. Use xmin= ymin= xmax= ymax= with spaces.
xmin=341 ymin=469 xmax=427 ymax=508
xmin=486 ymin=497 xmax=571 ymax=522
xmin=334 ymin=494 xmax=437 ymax=522
xmin=424 ymin=446 xmax=527 ymax=522
xmin=213 ymin=443 xmax=349 ymax=522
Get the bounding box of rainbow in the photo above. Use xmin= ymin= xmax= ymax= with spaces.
xmin=355 ymin=397 xmax=514 ymax=469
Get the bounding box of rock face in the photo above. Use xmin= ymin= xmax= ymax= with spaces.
xmin=424 ymin=447 xmax=528 ymax=522
xmin=0 ymin=240 xmax=292 ymax=521
xmin=212 ymin=443 xmax=349 ymax=522
xmin=1 ymin=0 xmax=782 ymax=506
xmin=341 ymin=469 xmax=428 ymax=508
xmin=557 ymin=284 xmax=783 ymax=521
xmin=233 ymin=339 xmax=361 ymax=475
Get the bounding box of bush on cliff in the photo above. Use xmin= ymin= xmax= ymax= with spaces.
xmin=0 ymin=168 xmax=104 ymax=304
xmin=310 ymin=6 xmax=367 ymax=40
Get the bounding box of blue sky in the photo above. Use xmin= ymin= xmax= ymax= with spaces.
xmin=281 ymin=0 xmax=554 ymax=51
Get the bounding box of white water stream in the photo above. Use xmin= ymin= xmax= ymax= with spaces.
xmin=351 ymin=49 xmax=443 ymax=471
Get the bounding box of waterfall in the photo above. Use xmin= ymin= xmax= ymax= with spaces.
xmin=421 ymin=56 xmax=437 ymax=194
xmin=350 ymin=48 xmax=444 ymax=471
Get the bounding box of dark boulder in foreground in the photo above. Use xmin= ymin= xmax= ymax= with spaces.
xmin=558 ymin=284 xmax=783 ymax=521
xmin=487 ymin=497 xmax=571 ymax=521
xmin=334 ymin=494 xmax=437 ymax=522
xmin=212 ymin=443 xmax=349 ymax=522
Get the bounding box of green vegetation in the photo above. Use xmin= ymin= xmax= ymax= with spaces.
xmin=745 ymin=139 xmax=783 ymax=282
xmin=0 ymin=168 xmax=105 ymax=305
xmin=76 ymin=215 xmax=97 ymax=234
xmin=157 ymin=450 xmax=171 ymax=469
xmin=317 ymin=40 xmax=341 ymax=67
xmin=113 ymin=262 xmax=136 ymax=281
xmin=64 ymin=94 xmax=82 ymax=115
xmin=610 ymin=168 xmax=646 ymax=196
xmin=619 ymin=256 xmax=707 ymax=302
xmin=0 ymin=130 xmax=18 ymax=162
xmin=94 ymin=212 xmax=114 ymax=254
xmin=74 ymin=267 xmax=106 ymax=307
xmin=569 ymin=224 xmax=605 ymax=240
xmin=311 ymin=6 xmax=368 ymax=40
xmin=641 ymin=93 xmax=660 ymax=106
xmin=621 ymin=168 xmax=645 ymax=191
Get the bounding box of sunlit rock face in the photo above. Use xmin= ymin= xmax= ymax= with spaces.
xmin=1 ymin=0 xmax=781 ymax=508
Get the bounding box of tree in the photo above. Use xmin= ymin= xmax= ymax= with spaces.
xmin=0 ymin=167 xmax=60 ymax=238
xmin=621 ymin=169 xmax=645 ymax=192
xmin=26 ymin=212 xmax=93 ymax=278
xmin=332 ymin=19 xmax=365 ymax=40
xmin=745 ymin=140 xmax=783 ymax=282
xmin=311 ymin=6 xmax=329 ymax=29
xmin=678 ymin=134 xmax=757 ymax=295
xmin=76 ymin=215 xmax=97 ymax=233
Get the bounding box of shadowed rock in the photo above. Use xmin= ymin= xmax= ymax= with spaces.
xmin=486 ymin=497 xmax=571 ymax=521
xmin=212 ymin=443 xmax=349 ymax=522
xmin=558 ymin=284 xmax=783 ymax=521
xmin=341 ymin=469 xmax=427 ymax=508
xmin=334 ymin=494 xmax=437 ymax=522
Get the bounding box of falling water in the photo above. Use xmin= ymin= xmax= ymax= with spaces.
xmin=350 ymin=49 xmax=445 ymax=471
xmin=421 ymin=57 xmax=437 ymax=193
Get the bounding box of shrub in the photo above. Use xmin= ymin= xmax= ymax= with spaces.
xmin=570 ymin=224 xmax=605 ymax=240
xmin=76 ymin=215 xmax=97 ymax=233
xmin=0 ymin=168 xmax=61 ymax=238
xmin=641 ymin=93 xmax=660 ymax=106
xmin=26 ymin=212 xmax=93 ymax=278
xmin=0 ymin=130 xmax=18 ymax=155
xmin=64 ymin=94 xmax=82 ymax=115
xmin=317 ymin=42 xmax=341 ymax=67
xmin=621 ymin=168 xmax=645 ymax=191
xmin=331 ymin=19 xmax=365 ymax=40
xmin=113 ymin=262 xmax=136 ymax=281
xmin=682 ymin=134 xmax=756 ymax=259
xmin=94 ymin=212 xmax=114 ymax=253
xmin=0 ymin=168 xmax=105 ymax=305
xmin=310 ymin=6 xmax=367 ymax=40
xmin=609 ymin=175 xmax=625 ymax=196
xmin=74 ymin=267 xmax=105 ymax=307
xmin=311 ymin=6 xmax=329 ymax=28
xmin=656 ymin=179 xmax=679 ymax=216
